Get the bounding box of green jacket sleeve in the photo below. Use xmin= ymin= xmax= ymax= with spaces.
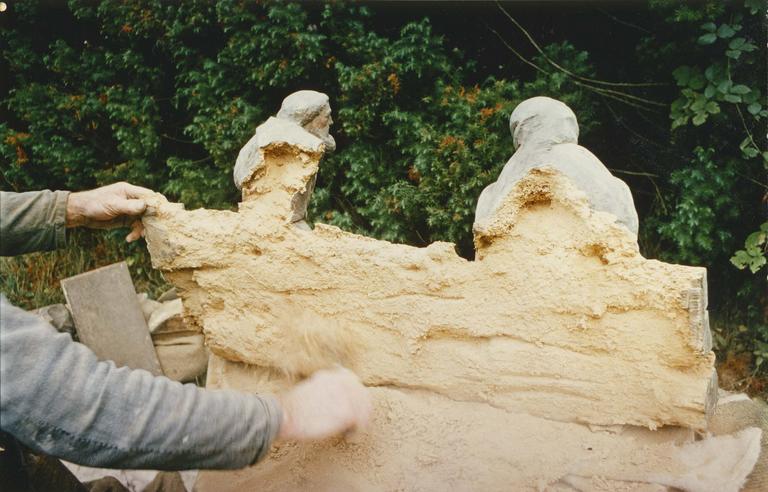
xmin=0 ymin=190 xmax=70 ymax=256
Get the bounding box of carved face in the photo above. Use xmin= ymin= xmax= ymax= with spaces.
xmin=276 ymin=91 xmax=337 ymax=152
xmin=304 ymin=105 xmax=336 ymax=152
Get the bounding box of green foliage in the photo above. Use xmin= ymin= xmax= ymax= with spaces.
xmin=656 ymin=147 xmax=740 ymax=265
xmin=313 ymin=39 xmax=598 ymax=254
xmin=641 ymin=1 xmax=765 ymax=280
xmin=1 ymin=1 xmax=765 ymax=379
xmin=647 ymin=0 xmax=766 ymax=380
xmin=1 ymin=3 xmax=165 ymax=191
xmin=731 ymin=222 xmax=768 ymax=273
xmin=1 ymin=2 xmax=597 ymax=245
xmin=670 ymin=15 xmax=764 ymax=140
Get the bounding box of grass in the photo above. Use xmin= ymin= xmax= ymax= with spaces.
xmin=1 ymin=229 xmax=169 ymax=310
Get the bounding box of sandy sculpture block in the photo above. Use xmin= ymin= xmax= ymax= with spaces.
xmin=143 ymin=94 xmax=715 ymax=429
xmin=141 ymin=94 xmax=736 ymax=489
xmin=196 ymin=354 xmax=757 ymax=492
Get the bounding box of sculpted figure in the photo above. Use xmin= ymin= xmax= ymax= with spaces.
xmin=233 ymin=90 xmax=336 ymax=226
xmin=475 ymin=96 xmax=639 ymax=235
xmin=276 ymin=90 xmax=336 ymax=152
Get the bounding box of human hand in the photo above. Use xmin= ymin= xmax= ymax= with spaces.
xmin=66 ymin=182 xmax=154 ymax=242
xmin=276 ymin=366 xmax=372 ymax=442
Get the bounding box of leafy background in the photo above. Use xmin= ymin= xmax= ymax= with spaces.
xmin=1 ymin=1 xmax=765 ymax=390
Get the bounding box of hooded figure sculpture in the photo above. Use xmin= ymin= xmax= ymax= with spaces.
xmin=233 ymin=90 xmax=335 ymax=227
xmin=475 ymin=96 xmax=639 ymax=236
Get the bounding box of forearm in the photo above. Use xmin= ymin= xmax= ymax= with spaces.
xmin=0 ymin=190 xmax=69 ymax=256
xmin=0 ymin=295 xmax=281 ymax=470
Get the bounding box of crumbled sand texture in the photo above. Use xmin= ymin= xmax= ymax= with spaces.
xmin=142 ymin=133 xmax=732 ymax=490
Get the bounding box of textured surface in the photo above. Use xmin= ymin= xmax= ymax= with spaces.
xmin=144 ymin=163 xmax=715 ymax=430
xmin=140 ymin=97 xmax=738 ymax=489
xmin=61 ymin=262 xmax=162 ymax=376
xmin=475 ymin=96 xmax=639 ymax=235
xmin=196 ymin=355 xmax=758 ymax=492
xmin=233 ymin=90 xmax=334 ymax=198
xmin=710 ymin=393 xmax=768 ymax=491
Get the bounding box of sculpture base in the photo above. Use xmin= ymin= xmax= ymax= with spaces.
xmin=195 ymin=355 xmax=760 ymax=492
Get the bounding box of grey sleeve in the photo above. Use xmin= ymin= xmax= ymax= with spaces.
xmin=0 ymin=295 xmax=281 ymax=470
xmin=0 ymin=190 xmax=69 ymax=256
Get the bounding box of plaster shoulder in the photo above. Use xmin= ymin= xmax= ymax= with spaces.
xmin=233 ymin=117 xmax=325 ymax=190
xmin=477 ymin=97 xmax=639 ymax=235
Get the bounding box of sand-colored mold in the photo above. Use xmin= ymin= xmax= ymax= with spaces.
xmin=144 ymin=164 xmax=715 ymax=430
xmin=140 ymin=95 xmax=744 ymax=490
xmin=195 ymin=354 xmax=757 ymax=492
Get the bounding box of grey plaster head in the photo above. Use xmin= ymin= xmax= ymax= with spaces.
xmin=277 ymin=90 xmax=336 ymax=151
xmin=509 ymin=96 xmax=579 ymax=149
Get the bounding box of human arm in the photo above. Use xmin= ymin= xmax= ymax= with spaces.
xmin=0 ymin=190 xmax=69 ymax=256
xmin=1 ymin=181 xmax=372 ymax=468
xmin=0 ymin=183 xmax=152 ymax=257
xmin=0 ymin=294 xmax=280 ymax=469
xmin=0 ymin=295 xmax=372 ymax=469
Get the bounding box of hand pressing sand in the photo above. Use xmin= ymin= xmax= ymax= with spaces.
xmin=276 ymin=367 xmax=372 ymax=442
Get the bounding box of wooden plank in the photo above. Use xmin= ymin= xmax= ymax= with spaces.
xmin=61 ymin=262 xmax=163 ymax=375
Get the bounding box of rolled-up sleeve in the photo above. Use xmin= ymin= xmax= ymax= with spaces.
xmin=0 ymin=190 xmax=69 ymax=256
xmin=0 ymin=295 xmax=282 ymax=469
